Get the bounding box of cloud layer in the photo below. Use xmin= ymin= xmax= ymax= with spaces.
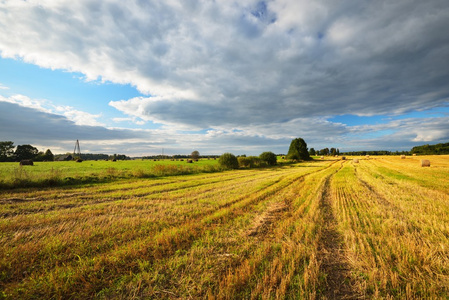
xmin=1 ymin=0 xmax=449 ymax=154
xmin=2 ymin=99 xmax=448 ymax=155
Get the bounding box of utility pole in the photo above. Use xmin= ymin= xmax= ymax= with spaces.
xmin=73 ymin=139 xmax=81 ymax=160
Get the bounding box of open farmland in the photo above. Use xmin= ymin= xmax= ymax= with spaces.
xmin=1 ymin=156 xmax=449 ymax=299
xmin=0 ymin=159 xmax=220 ymax=189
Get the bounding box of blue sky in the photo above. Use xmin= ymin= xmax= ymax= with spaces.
xmin=1 ymin=0 xmax=448 ymax=156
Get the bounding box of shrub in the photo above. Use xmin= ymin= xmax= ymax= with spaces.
xmin=259 ymin=152 xmax=277 ymax=166
xmin=238 ymin=156 xmax=251 ymax=168
xmin=219 ymin=153 xmax=239 ymax=169
xmin=248 ymin=156 xmax=261 ymax=167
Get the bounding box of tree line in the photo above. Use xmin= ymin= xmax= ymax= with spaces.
xmin=411 ymin=142 xmax=449 ymax=155
xmin=2 ymin=139 xmax=447 ymax=164
xmin=0 ymin=141 xmax=129 ymax=162
xmin=0 ymin=142 xmax=54 ymax=162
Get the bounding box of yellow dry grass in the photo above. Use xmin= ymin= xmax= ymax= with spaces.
xmin=1 ymin=156 xmax=449 ymax=299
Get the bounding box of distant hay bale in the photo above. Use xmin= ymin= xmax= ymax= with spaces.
xmin=421 ymin=159 xmax=430 ymax=167
xmin=187 ymin=159 xmax=193 ymax=163
xmin=75 ymin=158 xmax=83 ymax=163
xmin=112 ymin=159 xmax=117 ymax=162
xmin=341 ymin=156 xmax=346 ymax=160
xmin=413 ymin=154 xmax=417 ymax=156
xmin=180 ymin=159 xmax=184 ymax=161
xmin=401 ymin=155 xmax=406 ymax=159
xmin=353 ymin=159 xmax=359 ymax=163
xmin=19 ymin=160 xmax=33 ymax=166
xmin=194 ymin=159 xmax=199 ymax=162
xmin=366 ymin=155 xmax=370 ymax=158
xmin=321 ymin=156 xmax=324 ymax=159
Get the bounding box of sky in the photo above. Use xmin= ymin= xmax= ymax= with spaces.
xmin=0 ymin=0 xmax=448 ymax=156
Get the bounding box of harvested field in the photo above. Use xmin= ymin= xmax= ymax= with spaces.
xmin=1 ymin=156 xmax=449 ymax=299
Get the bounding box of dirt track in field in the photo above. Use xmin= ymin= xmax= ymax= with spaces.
xmin=317 ymin=164 xmax=360 ymax=299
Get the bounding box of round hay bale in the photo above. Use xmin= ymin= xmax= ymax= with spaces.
xmin=321 ymin=156 xmax=324 ymax=159
xmin=353 ymin=159 xmax=359 ymax=163
xmin=76 ymin=158 xmax=83 ymax=163
xmin=341 ymin=156 xmax=346 ymax=160
xmin=401 ymin=155 xmax=406 ymax=159
xmin=366 ymin=155 xmax=370 ymax=158
xmin=187 ymin=159 xmax=193 ymax=163
xmin=413 ymin=154 xmax=417 ymax=156
xmin=421 ymin=159 xmax=430 ymax=167
xmin=19 ymin=159 xmax=34 ymax=166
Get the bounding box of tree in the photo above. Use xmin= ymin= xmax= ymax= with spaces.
xmin=191 ymin=150 xmax=200 ymax=160
xmin=259 ymin=151 xmax=277 ymax=166
xmin=14 ymin=144 xmax=38 ymax=161
xmin=309 ymin=148 xmax=316 ymax=156
xmin=218 ymin=153 xmax=239 ymax=169
xmin=287 ymin=138 xmax=310 ymax=161
xmin=43 ymin=149 xmax=54 ymax=161
xmin=0 ymin=141 xmax=15 ymax=162
xmin=330 ymin=148 xmax=337 ymax=156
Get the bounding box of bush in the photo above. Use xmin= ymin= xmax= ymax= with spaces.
xmin=259 ymin=152 xmax=277 ymax=166
xmin=248 ymin=156 xmax=261 ymax=167
xmin=219 ymin=153 xmax=239 ymax=169
xmin=238 ymin=156 xmax=251 ymax=168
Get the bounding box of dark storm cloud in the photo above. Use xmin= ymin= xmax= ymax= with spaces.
xmin=0 ymin=102 xmax=137 ymax=144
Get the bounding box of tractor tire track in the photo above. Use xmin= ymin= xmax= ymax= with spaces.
xmin=317 ymin=162 xmax=360 ymax=299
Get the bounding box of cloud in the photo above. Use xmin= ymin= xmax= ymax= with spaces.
xmin=0 ymin=100 xmax=294 ymax=155
xmin=1 ymin=94 xmax=104 ymax=126
xmin=1 ymin=1 xmax=448 ymax=129
xmin=0 ymin=83 xmax=8 ymax=90
xmin=2 ymin=96 xmax=449 ymax=156
xmin=0 ymin=1 xmax=448 ymax=153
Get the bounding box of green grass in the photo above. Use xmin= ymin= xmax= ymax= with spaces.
xmin=0 ymin=159 xmax=220 ymax=189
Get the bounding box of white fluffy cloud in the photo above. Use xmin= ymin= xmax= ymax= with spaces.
xmin=1 ymin=0 xmax=449 ymax=153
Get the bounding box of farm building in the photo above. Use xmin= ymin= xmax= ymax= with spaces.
xmin=57 ymin=155 xmax=73 ymax=161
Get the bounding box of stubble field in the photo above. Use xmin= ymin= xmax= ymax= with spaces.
xmin=1 ymin=156 xmax=449 ymax=299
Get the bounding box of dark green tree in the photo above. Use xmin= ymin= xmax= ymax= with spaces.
xmin=0 ymin=141 xmax=15 ymax=162
xmin=309 ymin=148 xmax=316 ymax=156
xmin=43 ymin=149 xmax=54 ymax=161
xmin=14 ymin=144 xmax=39 ymax=161
xmin=218 ymin=153 xmax=239 ymax=169
xmin=259 ymin=151 xmax=277 ymax=166
xmin=287 ymin=138 xmax=310 ymax=161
